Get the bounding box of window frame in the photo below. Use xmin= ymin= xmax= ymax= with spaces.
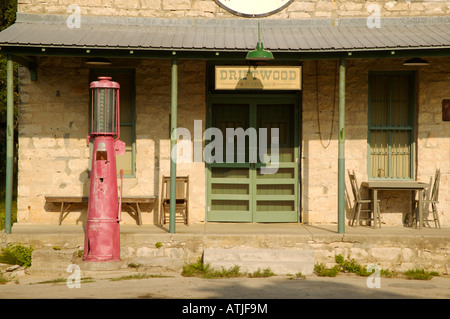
xmin=367 ymin=71 xmax=416 ymax=180
xmin=89 ymin=68 xmax=136 ymax=178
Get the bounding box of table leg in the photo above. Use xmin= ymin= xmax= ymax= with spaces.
xmin=373 ymin=189 xmax=378 ymax=228
xmin=418 ymin=189 xmax=423 ymax=230
xmin=409 ymin=190 xmax=414 ymax=227
xmin=136 ymin=203 xmax=142 ymax=226
xmin=125 ymin=203 xmax=143 ymax=226
xmin=59 ymin=202 xmax=65 ymax=226
xmin=59 ymin=202 xmax=72 ymax=225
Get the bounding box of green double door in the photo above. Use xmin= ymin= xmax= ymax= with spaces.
xmin=206 ymin=96 xmax=300 ymax=223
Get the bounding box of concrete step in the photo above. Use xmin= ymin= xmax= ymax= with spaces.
xmin=30 ymin=249 xmax=78 ymax=273
xmin=203 ymin=248 xmax=315 ymax=275
xmin=124 ymin=246 xmax=191 ymax=272
xmin=29 ymin=248 xmax=187 ymax=273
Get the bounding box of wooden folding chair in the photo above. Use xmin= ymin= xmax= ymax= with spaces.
xmin=348 ymin=170 xmax=381 ymax=228
xmin=414 ymin=169 xmax=440 ymax=228
xmin=160 ymin=176 xmax=189 ymax=225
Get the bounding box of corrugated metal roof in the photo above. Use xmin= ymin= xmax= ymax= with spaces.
xmin=2 ymin=14 xmax=450 ymax=53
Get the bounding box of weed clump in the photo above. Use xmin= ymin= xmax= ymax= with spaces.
xmin=0 ymin=243 xmax=33 ymax=268
xmin=335 ymin=254 xmax=372 ymax=276
xmin=314 ymin=263 xmax=340 ymax=277
xmin=315 ymin=254 xmax=439 ymax=280
xmin=403 ymin=269 xmax=439 ymax=280
xmin=249 ymin=267 xmax=275 ymax=278
xmin=181 ymin=258 xmax=276 ymax=279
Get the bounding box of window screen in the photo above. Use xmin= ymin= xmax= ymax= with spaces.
xmin=368 ymin=72 xmax=414 ymax=179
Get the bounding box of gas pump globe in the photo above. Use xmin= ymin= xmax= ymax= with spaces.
xmin=83 ymin=76 xmax=125 ymax=262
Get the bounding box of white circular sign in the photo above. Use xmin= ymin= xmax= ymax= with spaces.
xmin=215 ymin=0 xmax=293 ymax=17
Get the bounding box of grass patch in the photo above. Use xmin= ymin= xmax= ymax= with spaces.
xmin=207 ymin=265 xmax=243 ymax=279
xmin=314 ymin=263 xmax=340 ymax=277
xmin=0 ymin=243 xmax=33 ymax=268
xmin=380 ymin=269 xmax=398 ymax=278
xmin=335 ymin=254 xmax=372 ymax=276
xmin=315 ymin=255 xmax=440 ymax=280
xmin=181 ymin=258 xmax=275 ymax=279
xmin=403 ymin=269 xmax=439 ymax=280
xmin=181 ymin=258 xmax=211 ymax=277
xmin=0 ymin=272 xmax=9 ymax=285
xmin=195 ymin=264 xmax=244 ymax=279
xmin=315 ymin=255 xmax=389 ymax=277
xmin=34 ymin=278 xmax=67 ymax=284
xmin=110 ymin=273 xmax=173 ymax=281
xmin=288 ymin=272 xmax=306 ymax=280
xmin=33 ymin=277 xmax=95 ymax=285
xmin=249 ymin=267 xmax=275 ymax=278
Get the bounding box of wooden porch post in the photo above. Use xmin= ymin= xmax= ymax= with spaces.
xmin=169 ymin=57 xmax=178 ymax=234
xmin=4 ymin=55 xmax=14 ymax=234
xmin=338 ymin=58 xmax=346 ymax=234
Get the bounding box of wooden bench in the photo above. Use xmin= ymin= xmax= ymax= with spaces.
xmin=45 ymin=196 xmax=157 ymax=226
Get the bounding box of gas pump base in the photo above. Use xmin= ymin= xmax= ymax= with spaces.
xmin=83 ymin=220 xmax=121 ymax=262
xmin=75 ymin=260 xmax=124 ymax=271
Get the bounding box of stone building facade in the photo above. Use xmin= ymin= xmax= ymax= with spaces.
xmin=18 ymin=0 xmax=450 ymax=18
xmin=3 ymin=0 xmax=450 ymax=227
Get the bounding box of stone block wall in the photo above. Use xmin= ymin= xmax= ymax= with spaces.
xmin=18 ymin=0 xmax=450 ymax=19
xmin=17 ymin=57 xmax=206 ymax=225
xmin=301 ymin=57 xmax=450 ymax=226
xmin=17 ymin=58 xmax=90 ymax=224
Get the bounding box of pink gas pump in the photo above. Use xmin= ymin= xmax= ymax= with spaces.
xmin=83 ymin=76 xmax=125 ymax=262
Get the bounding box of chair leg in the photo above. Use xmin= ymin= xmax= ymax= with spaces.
xmin=432 ymin=204 xmax=440 ymax=229
xmin=376 ymin=201 xmax=381 ymax=228
xmin=351 ymin=203 xmax=357 ymax=226
xmin=370 ymin=203 xmax=374 ymax=228
xmin=354 ymin=203 xmax=362 ymax=227
xmin=412 ymin=202 xmax=418 ymax=228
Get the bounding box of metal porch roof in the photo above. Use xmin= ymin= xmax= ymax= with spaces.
xmin=2 ymin=14 xmax=450 ymax=53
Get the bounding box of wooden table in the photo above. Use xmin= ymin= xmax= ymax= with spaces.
xmin=361 ymin=181 xmax=429 ymax=229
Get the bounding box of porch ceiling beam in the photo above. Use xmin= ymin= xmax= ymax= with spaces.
xmin=1 ymin=46 xmax=450 ymax=61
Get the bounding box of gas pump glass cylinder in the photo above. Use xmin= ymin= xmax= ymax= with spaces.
xmin=90 ymin=76 xmax=120 ymax=135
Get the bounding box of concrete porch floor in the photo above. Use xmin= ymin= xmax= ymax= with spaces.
xmin=2 ymin=222 xmax=449 ymax=237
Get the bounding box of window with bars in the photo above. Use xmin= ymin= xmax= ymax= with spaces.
xmin=368 ymin=72 xmax=415 ymax=179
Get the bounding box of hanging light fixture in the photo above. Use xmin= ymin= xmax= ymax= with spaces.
xmin=246 ymin=22 xmax=274 ymax=61
xmin=402 ymin=57 xmax=429 ymax=66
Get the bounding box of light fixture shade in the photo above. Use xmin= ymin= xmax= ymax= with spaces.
xmin=246 ymin=42 xmax=274 ymax=60
xmin=246 ymin=22 xmax=274 ymax=61
xmin=85 ymin=58 xmax=112 ymax=65
xmin=402 ymin=57 xmax=429 ymax=66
